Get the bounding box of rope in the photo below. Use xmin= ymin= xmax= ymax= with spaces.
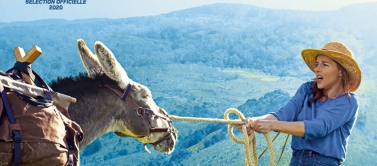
xmin=169 ymin=108 xmax=275 ymax=166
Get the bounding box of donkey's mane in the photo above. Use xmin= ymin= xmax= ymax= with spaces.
xmin=50 ymin=73 xmax=107 ymax=97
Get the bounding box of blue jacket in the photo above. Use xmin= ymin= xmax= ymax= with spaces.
xmin=271 ymin=81 xmax=359 ymax=162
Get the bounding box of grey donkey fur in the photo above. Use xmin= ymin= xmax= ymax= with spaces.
xmin=51 ymin=39 xmax=177 ymax=154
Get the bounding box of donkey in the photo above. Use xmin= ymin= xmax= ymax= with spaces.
xmin=50 ymin=39 xmax=177 ymax=154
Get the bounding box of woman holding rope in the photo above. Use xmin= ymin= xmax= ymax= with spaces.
xmin=237 ymin=42 xmax=361 ymax=165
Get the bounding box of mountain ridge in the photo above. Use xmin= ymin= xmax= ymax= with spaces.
xmin=2 ymin=2 xmax=377 ymax=24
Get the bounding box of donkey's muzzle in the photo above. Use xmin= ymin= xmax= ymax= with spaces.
xmin=152 ymin=127 xmax=178 ymax=154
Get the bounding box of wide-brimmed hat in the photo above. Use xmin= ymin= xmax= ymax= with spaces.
xmin=301 ymin=42 xmax=361 ymax=92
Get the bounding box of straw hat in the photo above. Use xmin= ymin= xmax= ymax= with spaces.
xmin=301 ymin=42 xmax=361 ymax=92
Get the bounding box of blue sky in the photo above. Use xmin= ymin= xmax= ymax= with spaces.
xmin=0 ymin=0 xmax=376 ymax=22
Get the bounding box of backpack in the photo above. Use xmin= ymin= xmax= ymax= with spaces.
xmin=0 ymin=62 xmax=83 ymax=166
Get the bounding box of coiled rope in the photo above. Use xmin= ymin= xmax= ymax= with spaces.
xmin=169 ymin=108 xmax=275 ymax=166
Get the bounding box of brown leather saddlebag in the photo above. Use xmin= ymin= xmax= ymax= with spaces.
xmin=0 ymin=90 xmax=83 ymax=166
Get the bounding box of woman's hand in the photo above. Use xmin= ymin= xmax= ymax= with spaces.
xmin=236 ymin=117 xmax=274 ymax=134
xmin=236 ymin=117 xmax=257 ymax=135
xmin=252 ymin=119 xmax=274 ymax=134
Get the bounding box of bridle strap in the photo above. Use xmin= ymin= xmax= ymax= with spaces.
xmin=101 ymin=83 xmax=172 ymax=128
xmin=102 ymin=83 xmax=139 ymax=111
xmin=101 ymin=82 xmax=177 ymax=149
xmin=101 ymin=84 xmax=123 ymax=98
xmin=121 ymin=84 xmax=132 ymax=100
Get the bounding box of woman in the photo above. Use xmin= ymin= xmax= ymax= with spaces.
xmin=239 ymin=42 xmax=361 ymax=165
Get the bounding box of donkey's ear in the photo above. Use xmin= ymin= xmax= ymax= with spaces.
xmin=94 ymin=41 xmax=130 ymax=89
xmin=77 ymin=38 xmax=103 ymax=78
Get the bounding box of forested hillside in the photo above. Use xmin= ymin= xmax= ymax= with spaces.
xmin=1 ymin=3 xmax=376 ymax=81
xmin=1 ymin=2 xmax=377 ymax=165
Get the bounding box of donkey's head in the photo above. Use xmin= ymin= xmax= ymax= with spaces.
xmin=77 ymin=38 xmax=177 ymax=154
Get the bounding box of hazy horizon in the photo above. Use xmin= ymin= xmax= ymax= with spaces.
xmin=1 ymin=0 xmax=376 ymax=23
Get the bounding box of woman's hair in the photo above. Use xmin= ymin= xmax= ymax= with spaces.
xmin=308 ymin=60 xmax=351 ymax=104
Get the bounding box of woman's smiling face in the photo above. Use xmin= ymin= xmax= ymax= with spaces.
xmin=315 ymin=54 xmax=342 ymax=92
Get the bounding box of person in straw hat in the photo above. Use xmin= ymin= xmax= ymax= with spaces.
xmin=237 ymin=41 xmax=361 ymax=165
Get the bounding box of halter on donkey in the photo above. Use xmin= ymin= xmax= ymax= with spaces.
xmin=74 ymin=38 xmax=178 ymax=153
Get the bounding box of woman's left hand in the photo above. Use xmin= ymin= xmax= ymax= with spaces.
xmin=236 ymin=117 xmax=256 ymax=135
xmin=237 ymin=115 xmax=277 ymax=134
